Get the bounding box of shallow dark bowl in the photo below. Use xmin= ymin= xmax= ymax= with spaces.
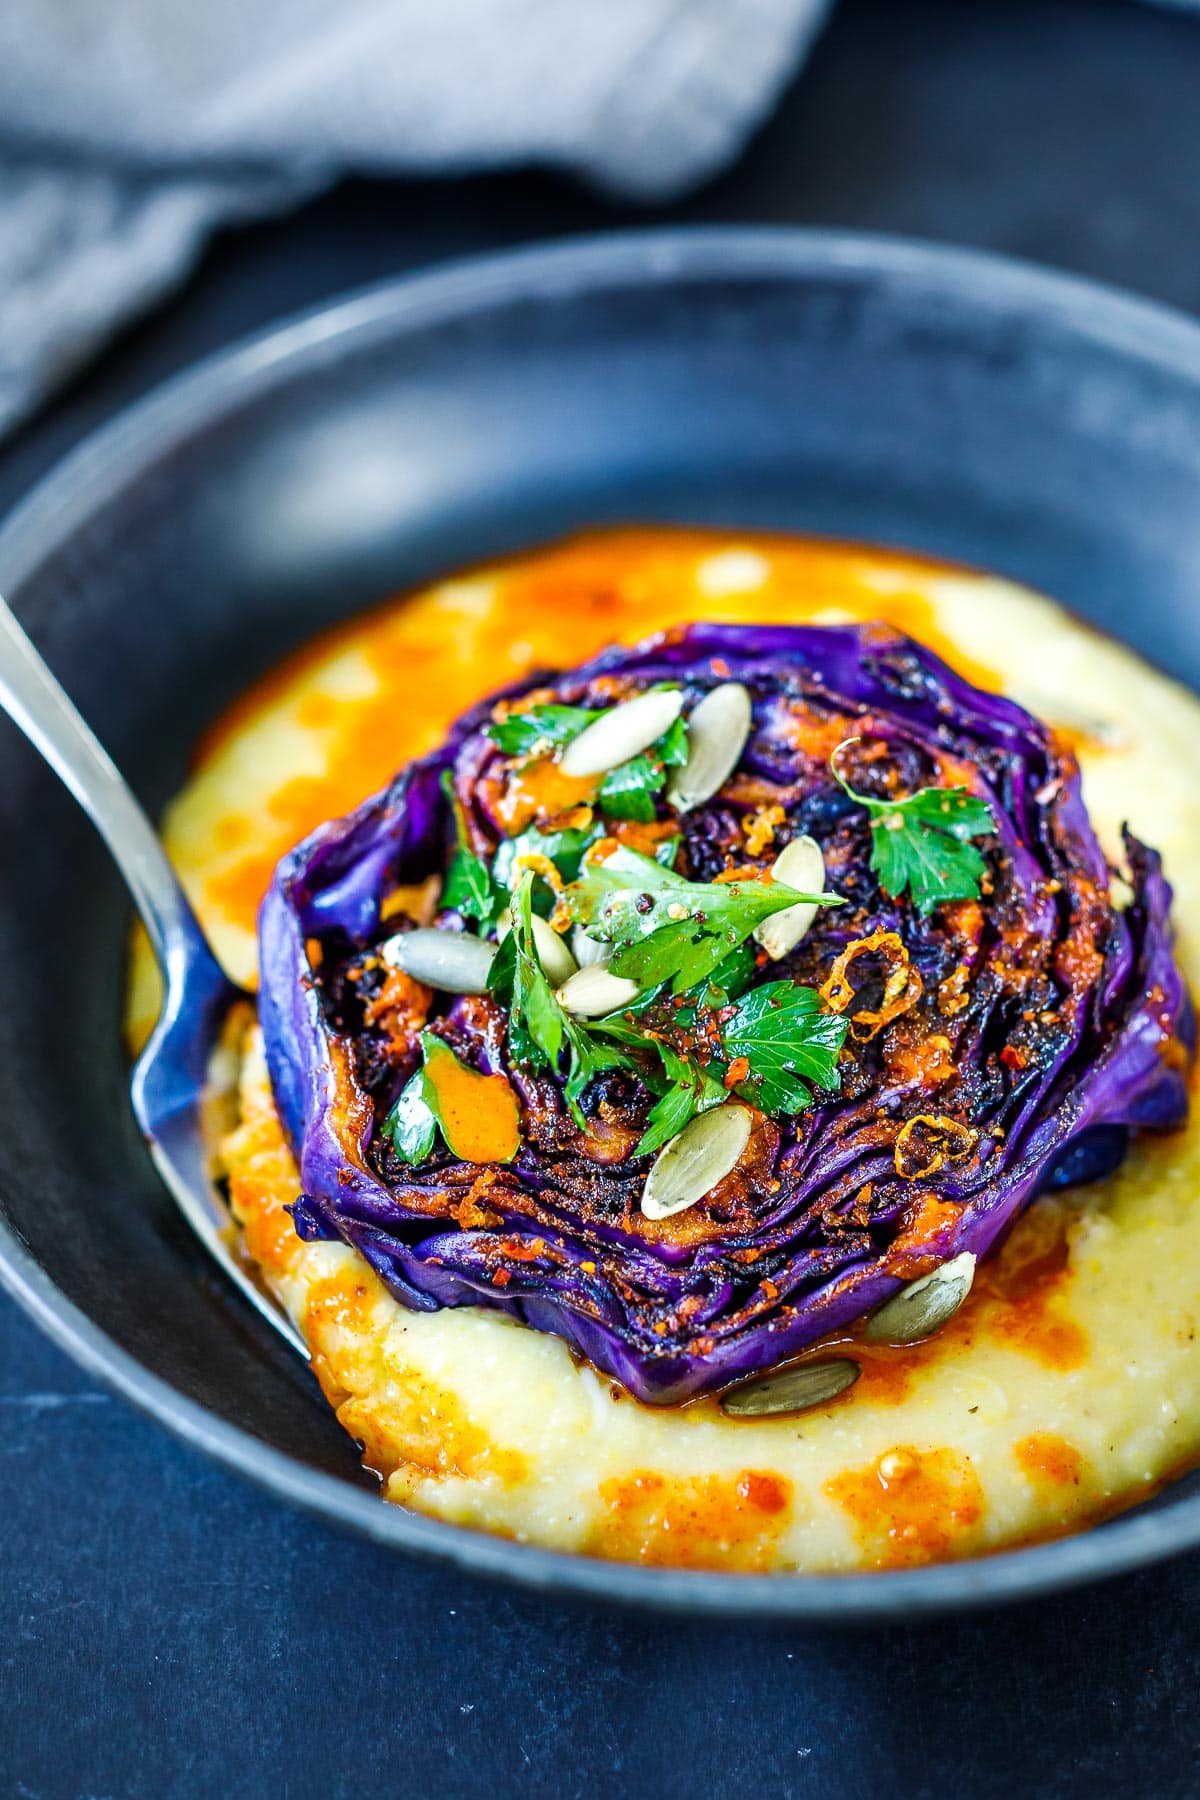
xmin=2 ymin=229 xmax=1200 ymax=1620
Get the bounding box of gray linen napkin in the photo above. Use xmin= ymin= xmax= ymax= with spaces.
xmin=0 ymin=0 xmax=833 ymax=438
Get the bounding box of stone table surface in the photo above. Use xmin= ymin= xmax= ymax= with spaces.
xmin=3 ymin=2 xmax=1200 ymax=1793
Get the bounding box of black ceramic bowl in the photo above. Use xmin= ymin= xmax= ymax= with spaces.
xmin=3 ymin=230 xmax=1200 ymax=1620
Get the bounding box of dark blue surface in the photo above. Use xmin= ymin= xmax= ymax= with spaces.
xmin=5 ymin=1304 xmax=1200 ymax=1797
xmin=5 ymin=1 xmax=1200 ymax=1792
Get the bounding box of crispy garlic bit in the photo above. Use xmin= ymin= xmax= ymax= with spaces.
xmin=819 ymin=930 xmax=924 ymax=1041
xmin=893 ymin=1115 xmax=980 ymax=1181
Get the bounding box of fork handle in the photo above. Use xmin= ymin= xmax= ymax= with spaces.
xmin=0 ymin=592 xmax=199 ymax=969
xmin=0 ymin=591 xmax=306 ymax=1357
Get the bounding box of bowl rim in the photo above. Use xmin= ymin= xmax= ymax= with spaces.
xmin=3 ymin=224 xmax=1200 ymax=1619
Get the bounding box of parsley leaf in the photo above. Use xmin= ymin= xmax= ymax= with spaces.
xmin=486 ymin=892 xmax=546 ymax=1069
xmin=486 ymin=703 xmax=600 ymax=757
xmin=634 ymin=1045 xmax=727 ymax=1157
xmin=489 ymin=872 xmax=639 ymax=1127
xmin=489 ymin=697 xmax=689 ymax=825
xmin=585 ymin=1010 xmax=725 ymax=1154
xmin=566 ymin=846 xmax=839 ymax=995
xmin=484 ymin=925 xmax=517 ymax=999
xmin=443 ymin=850 xmax=503 ymax=928
xmin=439 ymin=770 xmax=505 ymax=929
xmin=657 ymin=714 xmax=690 ymax=768
xmin=596 ymin=754 xmax=661 ymax=823
xmin=593 ymin=716 xmax=687 ymax=822
xmin=869 ymin=805 xmax=989 ymax=915
xmin=510 ymin=874 xmax=565 ymax=1070
xmin=702 ymin=941 xmax=758 ymax=1005
xmin=592 ymin=978 xmax=843 ymax=1148
xmin=636 ymin=1083 xmax=698 ymax=1157
xmin=721 ymin=982 xmax=848 ymax=1114
xmin=833 ymin=745 xmax=995 ymax=916
xmin=418 ymin=1033 xmax=520 ymax=1165
xmin=561 ymin=1025 xmax=631 ymax=1122
xmin=382 ymin=1067 xmax=439 ymax=1163
xmin=595 ymin=712 xmax=690 ymax=822
xmin=492 ymin=819 xmax=602 ymax=890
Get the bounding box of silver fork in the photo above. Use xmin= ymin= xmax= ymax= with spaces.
xmin=0 ymin=593 xmax=306 ymax=1358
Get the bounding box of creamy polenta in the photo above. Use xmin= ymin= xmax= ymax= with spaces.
xmin=127 ymin=530 xmax=1200 ymax=1573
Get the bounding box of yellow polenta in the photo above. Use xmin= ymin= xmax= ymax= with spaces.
xmin=127 ymin=530 xmax=1200 ymax=1573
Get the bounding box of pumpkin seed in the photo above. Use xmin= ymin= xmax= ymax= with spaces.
xmin=641 ymin=1102 xmax=752 ymax=1220
xmin=666 ymin=682 xmax=752 ymax=812
xmin=863 ymin=1251 xmax=977 ymax=1345
xmin=560 ymin=688 xmax=685 ymax=777
xmin=720 ymin=1357 xmax=860 ymax=1417
xmin=381 ymin=927 xmax=495 ymax=993
xmin=571 ymin=924 xmax=612 ymax=968
xmin=497 ymin=908 xmax=579 ymax=986
xmin=528 ymin=914 xmax=577 ymax=986
xmin=753 ymin=834 xmax=826 ymax=959
xmin=556 ymin=964 xmax=640 ymax=1018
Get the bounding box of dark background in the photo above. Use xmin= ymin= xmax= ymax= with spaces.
xmin=4 ymin=2 xmax=1200 ymax=1794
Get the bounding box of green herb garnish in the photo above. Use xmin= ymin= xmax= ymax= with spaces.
xmin=492 ymin=819 xmax=602 ymax=890
xmin=486 ymin=704 xmax=601 ymax=757
xmin=832 ymin=741 xmax=995 ymax=916
xmin=720 ymin=981 xmax=849 ymax=1114
xmin=589 ymin=980 xmax=846 ymax=1151
xmin=633 ymin=1045 xmax=726 ymax=1157
xmin=487 ymin=699 xmax=689 ymax=825
xmin=595 ymin=714 xmax=689 ymax=822
xmin=487 ymin=872 xmax=625 ymax=1128
xmin=486 ymin=875 xmax=563 ymax=1069
xmin=701 ymin=941 xmax=759 ymax=1005
xmin=440 ymin=769 xmax=506 ymax=929
xmin=481 ymin=775 xmax=847 ymax=1160
xmin=565 ymin=846 xmax=841 ymax=995
xmin=561 ymin=1025 xmax=631 ymax=1125
xmin=382 ymin=1064 xmax=439 ymax=1164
